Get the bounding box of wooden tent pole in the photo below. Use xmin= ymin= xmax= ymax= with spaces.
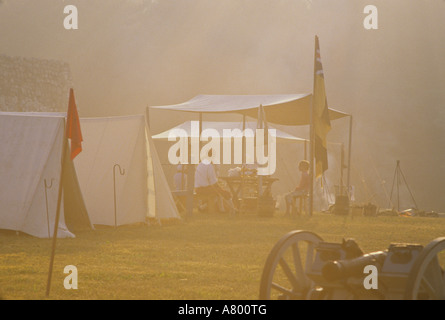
xmin=309 ymin=35 xmax=318 ymax=217
xmin=186 ymin=157 xmax=195 ymax=219
xmin=242 ymin=114 xmax=246 ymax=200
xmin=258 ymin=105 xmax=264 ymax=197
xmin=340 ymin=143 xmax=345 ymax=196
xmin=309 ymin=94 xmax=314 ymax=217
xmin=346 ymin=115 xmax=353 ymax=199
xmin=146 ymin=105 xmax=150 ymax=129
xmin=199 ymin=113 xmax=203 ymax=145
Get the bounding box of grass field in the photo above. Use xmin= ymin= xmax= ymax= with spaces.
xmin=0 ymin=211 xmax=444 ymax=300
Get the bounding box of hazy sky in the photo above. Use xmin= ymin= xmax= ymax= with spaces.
xmin=1 ymin=0 xmax=444 ymax=211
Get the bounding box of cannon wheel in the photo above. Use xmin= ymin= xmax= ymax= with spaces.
xmin=259 ymin=230 xmax=323 ymax=300
xmin=404 ymin=237 xmax=445 ymax=300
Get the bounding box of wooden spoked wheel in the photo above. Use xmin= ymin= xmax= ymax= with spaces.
xmin=404 ymin=237 xmax=445 ymax=300
xmin=259 ymin=230 xmax=323 ymax=300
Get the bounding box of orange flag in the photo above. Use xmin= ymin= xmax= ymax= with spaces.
xmin=66 ymin=88 xmax=83 ymax=160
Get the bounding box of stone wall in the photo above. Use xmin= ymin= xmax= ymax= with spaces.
xmin=0 ymin=54 xmax=73 ymax=112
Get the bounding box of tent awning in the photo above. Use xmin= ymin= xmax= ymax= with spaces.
xmin=150 ymin=94 xmax=350 ymax=126
xmin=152 ymin=121 xmax=307 ymax=142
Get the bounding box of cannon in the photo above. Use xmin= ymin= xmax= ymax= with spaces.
xmin=259 ymin=230 xmax=445 ymax=300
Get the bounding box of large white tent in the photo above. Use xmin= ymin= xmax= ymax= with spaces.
xmin=73 ymin=115 xmax=180 ymax=226
xmin=0 ymin=112 xmax=92 ymax=238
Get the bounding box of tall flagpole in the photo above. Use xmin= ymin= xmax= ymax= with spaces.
xmin=46 ymin=88 xmax=82 ymax=297
xmin=309 ymin=35 xmax=319 ymax=217
xmin=46 ymin=121 xmax=67 ymax=297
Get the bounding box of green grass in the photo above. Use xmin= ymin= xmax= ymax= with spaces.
xmin=0 ymin=211 xmax=444 ymax=300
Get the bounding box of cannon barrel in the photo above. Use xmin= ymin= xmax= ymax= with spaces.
xmin=322 ymin=251 xmax=387 ymax=282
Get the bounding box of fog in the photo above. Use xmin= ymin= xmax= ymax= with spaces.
xmin=1 ymin=0 xmax=444 ymax=212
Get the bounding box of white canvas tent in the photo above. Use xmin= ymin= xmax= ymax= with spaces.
xmin=0 ymin=112 xmax=92 ymax=238
xmin=73 ymin=115 xmax=180 ymax=226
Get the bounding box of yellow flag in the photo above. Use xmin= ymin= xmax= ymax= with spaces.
xmin=313 ymin=36 xmax=331 ymax=178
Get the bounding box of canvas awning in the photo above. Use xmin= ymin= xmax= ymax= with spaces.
xmin=150 ymin=94 xmax=350 ymax=126
xmin=152 ymin=120 xmax=307 ymax=142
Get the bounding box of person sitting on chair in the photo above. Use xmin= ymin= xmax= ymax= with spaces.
xmin=195 ymin=151 xmax=236 ymax=214
xmin=285 ymin=160 xmax=310 ymax=216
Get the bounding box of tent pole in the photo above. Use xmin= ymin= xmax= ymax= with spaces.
xmin=309 ymin=95 xmax=314 ymax=217
xmin=186 ymin=113 xmax=202 ymax=219
xmin=46 ymin=122 xmax=67 ymax=297
xmin=258 ymin=105 xmax=265 ymax=197
xmin=147 ymin=105 xmax=150 ymax=129
xmin=199 ymin=113 xmax=203 ymax=151
xmin=186 ymin=151 xmax=195 ymax=219
xmin=186 ymin=121 xmax=195 ymax=219
xmin=340 ymin=143 xmax=344 ymax=196
xmin=242 ymin=114 xmax=246 ymax=201
xmin=346 ymin=115 xmax=353 ymax=199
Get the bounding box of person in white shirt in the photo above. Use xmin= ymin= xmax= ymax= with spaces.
xmin=195 ymin=157 xmax=236 ymax=214
xmin=195 ymin=159 xmax=218 ymax=190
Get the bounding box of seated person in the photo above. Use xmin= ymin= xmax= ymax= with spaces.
xmin=285 ymin=160 xmax=310 ymax=215
xmin=195 ymin=155 xmax=236 ymax=214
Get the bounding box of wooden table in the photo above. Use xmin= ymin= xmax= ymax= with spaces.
xmin=220 ymin=176 xmax=279 ymax=211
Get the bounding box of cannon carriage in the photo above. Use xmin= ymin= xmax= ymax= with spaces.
xmin=259 ymin=230 xmax=445 ymax=300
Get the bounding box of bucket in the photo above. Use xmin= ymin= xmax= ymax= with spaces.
xmin=334 ymin=195 xmax=350 ymax=216
xmin=363 ymin=203 xmax=377 ymax=216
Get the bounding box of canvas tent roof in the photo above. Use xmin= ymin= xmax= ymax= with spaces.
xmin=0 ymin=112 xmax=91 ymax=238
xmin=152 ymin=120 xmax=307 ymax=142
xmin=73 ymin=115 xmax=180 ymax=226
xmin=150 ymin=94 xmax=350 ymax=126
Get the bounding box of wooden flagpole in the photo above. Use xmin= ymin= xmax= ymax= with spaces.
xmin=308 ymin=35 xmax=319 ymax=217
xmin=309 ymin=96 xmax=314 ymax=217
xmin=46 ymin=121 xmax=68 ymax=297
